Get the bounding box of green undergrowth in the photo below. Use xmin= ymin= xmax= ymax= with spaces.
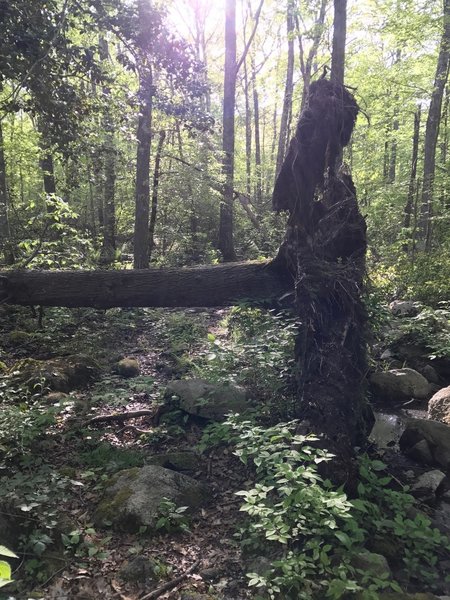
xmin=194 ymin=306 xmax=297 ymax=417
xmin=200 ymin=416 xmax=450 ymax=600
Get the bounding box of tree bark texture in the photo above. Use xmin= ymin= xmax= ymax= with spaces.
xmin=219 ymin=0 xmax=238 ymax=262
xmin=419 ymin=0 xmax=450 ymax=250
xmin=134 ymin=64 xmax=153 ymax=269
xmin=273 ymin=79 xmax=371 ymax=485
xmin=0 ymin=117 xmax=13 ymax=264
xmin=0 ymin=261 xmax=290 ymax=309
xmin=98 ymin=37 xmax=116 ymax=266
xmin=331 ymin=0 xmax=347 ymax=86
xmin=275 ymin=0 xmax=295 ymax=178
xmin=404 ymin=106 xmax=421 ymax=231
xmin=148 ymin=130 xmax=165 ymax=262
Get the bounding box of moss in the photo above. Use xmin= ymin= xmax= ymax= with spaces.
xmin=7 ymin=330 xmax=32 ymax=345
xmin=94 ymin=467 xmax=141 ymax=530
xmin=0 ymin=361 xmax=7 ymax=372
xmin=116 ymin=358 xmax=140 ymax=378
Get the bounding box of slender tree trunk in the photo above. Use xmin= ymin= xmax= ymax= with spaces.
xmin=275 ymin=0 xmax=295 ymax=177
xmin=133 ymin=64 xmax=153 ymax=269
xmin=331 ymin=0 xmax=346 ymax=85
xmin=404 ymin=106 xmax=421 ymax=231
xmin=252 ymin=61 xmax=262 ymax=210
xmin=419 ymin=0 xmax=450 ymax=250
xmin=440 ymin=86 xmax=449 ymax=207
xmin=148 ymin=130 xmax=166 ymax=262
xmin=0 ymin=116 xmax=14 ymax=264
xmin=243 ymin=59 xmax=252 ymax=196
xmin=219 ymin=0 xmax=238 ymax=262
xmin=387 ymin=50 xmax=401 ymax=183
xmin=40 ymin=152 xmax=56 ymax=197
xmin=99 ymin=37 xmax=116 ymax=266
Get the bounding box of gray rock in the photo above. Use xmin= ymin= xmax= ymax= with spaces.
xmin=351 ymin=551 xmax=391 ymax=578
xmin=380 ymin=349 xmax=395 ymax=360
xmin=428 ymin=386 xmax=450 ymax=426
xmin=165 ymin=379 xmax=251 ymax=420
xmin=400 ymin=418 xmax=450 ymax=469
xmin=408 ymin=439 xmax=434 ymax=465
xmin=94 ymin=465 xmax=209 ymax=532
xmin=411 ymin=470 xmax=446 ymax=501
xmin=370 ymin=368 xmax=432 ymax=403
xmin=421 ymin=364 xmax=441 ymax=384
xmin=389 ymin=300 xmax=422 ymax=317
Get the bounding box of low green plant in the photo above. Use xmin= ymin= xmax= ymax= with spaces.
xmin=61 ymin=526 xmax=110 ymax=558
xmin=0 ymin=545 xmax=18 ymax=589
xmin=155 ymin=498 xmax=190 ymax=534
xmin=218 ymin=416 xmax=449 ymax=599
xmin=195 ymin=307 xmax=297 ymax=416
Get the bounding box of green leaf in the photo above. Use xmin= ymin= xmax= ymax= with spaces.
xmin=0 ymin=547 xmax=17 ymax=559
xmin=0 ymin=561 xmax=11 ymax=580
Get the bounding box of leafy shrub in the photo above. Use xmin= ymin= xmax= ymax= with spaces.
xmin=211 ymin=416 xmax=449 ymax=599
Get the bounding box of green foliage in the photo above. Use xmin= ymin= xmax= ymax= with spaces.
xmin=195 ymin=307 xmax=297 ymax=414
xmin=0 ymin=545 xmax=18 ymax=589
xmin=78 ymin=442 xmax=144 ymax=472
xmin=155 ymin=498 xmax=190 ymax=534
xmin=393 ymin=303 xmax=450 ymax=360
xmin=213 ymin=417 xmax=449 ymax=600
xmin=61 ymin=526 xmax=110 ymax=559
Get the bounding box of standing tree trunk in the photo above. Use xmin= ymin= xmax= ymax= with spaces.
xmin=99 ymin=37 xmax=116 ymax=266
xmin=148 ymin=130 xmax=166 ymax=262
xmin=243 ymin=59 xmax=252 ymax=196
xmin=252 ymin=58 xmax=263 ymax=210
xmin=134 ymin=63 xmax=153 ymax=269
xmin=330 ymin=0 xmax=346 ymax=85
xmin=404 ymin=106 xmax=421 ymax=233
xmin=0 ymin=116 xmax=14 ymax=264
xmin=275 ymin=0 xmax=295 ymax=177
xmin=219 ymin=0 xmax=238 ymax=262
xmin=419 ymin=0 xmax=450 ymax=250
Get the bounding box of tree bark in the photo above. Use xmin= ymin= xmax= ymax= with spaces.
xmin=98 ymin=37 xmax=116 ymax=266
xmin=0 ymin=116 xmax=14 ymax=264
xmin=404 ymin=106 xmax=421 ymax=231
xmin=148 ymin=130 xmax=166 ymax=262
xmin=0 ymin=261 xmax=290 ymax=308
xmin=218 ymin=0 xmax=238 ymax=262
xmin=273 ymin=78 xmax=370 ymax=486
xmin=419 ymin=0 xmax=450 ymax=250
xmin=134 ymin=62 xmax=153 ymax=269
xmin=330 ymin=0 xmax=347 ymax=86
xmin=275 ymin=0 xmax=295 ymax=178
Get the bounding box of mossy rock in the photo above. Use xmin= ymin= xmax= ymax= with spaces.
xmin=11 ymin=354 xmax=101 ymax=392
xmin=115 ymin=358 xmax=140 ymax=378
xmin=94 ymin=465 xmax=208 ymax=533
xmin=42 ymin=392 xmax=71 ymax=405
xmin=119 ymin=556 xmax=160 ymax=583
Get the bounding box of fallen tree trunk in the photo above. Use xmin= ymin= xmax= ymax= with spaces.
xmin=0 ymin=261 xmax=291 ymax=308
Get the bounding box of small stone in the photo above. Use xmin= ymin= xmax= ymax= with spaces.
xmin=116 ymin=358 xmax=140 ymax=378
xmin=421 ymin=365 xmax=440 ymax=384
xmin=199 ymin=566 xmax=221 ymax=581
xmin=389 ymin=300 xmax=422 ymax=317
xmin=412 ymin=470 xmax=446 ymax=500
xmin=119 ymin=556 xmax=158 ymax=582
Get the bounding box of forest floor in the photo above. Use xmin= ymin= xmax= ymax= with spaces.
xmin=0 ymin=306 xmax=263 ymax=600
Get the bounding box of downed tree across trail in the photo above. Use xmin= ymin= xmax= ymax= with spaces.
xmin=0 ymin=261 xmax=291 ymax=308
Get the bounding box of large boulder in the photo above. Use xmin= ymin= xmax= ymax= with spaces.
xmin=94 ymin=465 xmax=208 ymax=532
xmin=165 ymin=379 xmax=251 ymax=420
xmin=399 ymin=418 xmax=450 ymax=470
xmin=370 ymin=368 xmax=432 ymax=403
xmin=10 ymin=354 xmax=100 ymax=392
xmin=428 ymin=386 xmax=450 ymax=425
